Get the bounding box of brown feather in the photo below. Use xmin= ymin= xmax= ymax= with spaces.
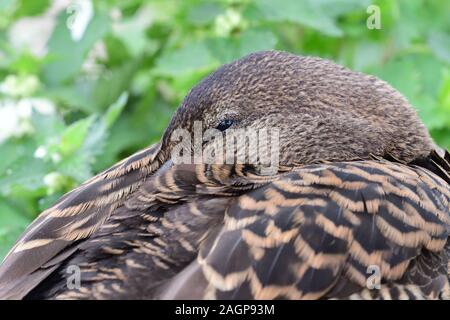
xmin=0 ymin=143 xmax=161 ymax=299
xmin=1 ymin=51 xmax=449 ymax=300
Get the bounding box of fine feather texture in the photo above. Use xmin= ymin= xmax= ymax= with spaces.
xmin=0 ymin=51 xmax=449 ymax=300
xmin=192 ymin=160 xmax=450 ymax=299
xmin=0 ymin=143 xmax=162 ymax=299
xmin=6 ymin=157 xmax=450 ymax=300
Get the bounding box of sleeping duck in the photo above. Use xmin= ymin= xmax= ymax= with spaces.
xmin=0 ymin=50 xmax=449 ymax=300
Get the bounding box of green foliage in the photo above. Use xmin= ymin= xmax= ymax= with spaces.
xmin=0 ymin=0 xmax=449 ymax=259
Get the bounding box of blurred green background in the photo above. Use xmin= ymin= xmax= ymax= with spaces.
xmin=0 ymin=0 xmax=449 ymax=259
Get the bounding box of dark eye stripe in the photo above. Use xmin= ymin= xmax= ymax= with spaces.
xmin=216 ymin=119 xmax=234 ymax=131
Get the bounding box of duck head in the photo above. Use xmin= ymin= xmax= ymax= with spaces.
xmin=158 ymin=50 xmax=434 ymax=170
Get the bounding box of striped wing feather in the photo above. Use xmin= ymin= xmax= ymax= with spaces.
xmin=0 ymin=143 xmax=162 ymax=299
xmin=167 ymin=160 xmax=450 ymax=299
xmin=35 ymin=163 xmax=273 ymax=299
xmin=1 ymin=149 xmax=450 ymax=300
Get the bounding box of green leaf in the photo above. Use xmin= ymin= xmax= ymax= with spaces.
xmin=413 ymin=55 xmax=446 ymax=100
xmin=314 ymin=0 xmax=371 ymax=17
xmin=0 ymin=155 xmax=51 ymax=195
xmin=371 ymin=58 xmax=421 ymax=103
xmin=0 ymin=0 xmax=15 ymax=12
xmin=104 ymin=91 xmax=129 ymax=128
xmin=9 ymin=52 xmax=45 ymax=75
xmin=428 ymin=31 xmax=450 ymax=64
xmin=92 ymin=62 xmax=137 ymax=111
xmin=155 ymin=41 xmax=219 ymax=77
xmin=238 ymin=29 xmax=278 ymax=57
xmin=57 ymin=152 xmax=94 ymax=182
xmin=413 ymin=95 xmax=448 ymax=130
xmin=437 ymin=70 xmax=450 ymax=118
xmin=187 ymin=3 xmax=223 ymax=26
xmin=58 ymin=93 xmax=127 ymax=181
xmin=112 ymin=15 xmax=152 ymax=57
xmin=59 ymin=115 xmax=95 ymax=156
xmin=207 ymin=29 xmax=277 ymax=64
xmin=30 ymin=111 xmax=66 ymax=145
xmin=43 ymin=10 xmax=110 ymax=85
xmin=0 ymin=198 xmax=31 ymax=261
xmin=13 ymin=0 xmax=49 ymax=17
xmin=254 ymin=0 xmax=343 ymax=37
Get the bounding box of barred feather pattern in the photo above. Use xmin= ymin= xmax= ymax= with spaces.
xmin=0 ymin=149 xmax=449 ymax=300
xmin=26 ymin=162 xmax=276 ymax=299
xmin=193 ymin=160 xmax=450 ymax=299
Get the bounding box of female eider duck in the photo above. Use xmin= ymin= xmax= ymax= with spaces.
xmin=0 ymin=51 xmax=449 ymax=300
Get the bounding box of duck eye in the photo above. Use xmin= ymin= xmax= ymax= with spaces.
xmin=216 ymin=119 xmax=234 ymax=131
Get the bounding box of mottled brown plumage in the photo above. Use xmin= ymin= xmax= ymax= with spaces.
xmin=0 ymin=51 xmax=449 ymax=300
